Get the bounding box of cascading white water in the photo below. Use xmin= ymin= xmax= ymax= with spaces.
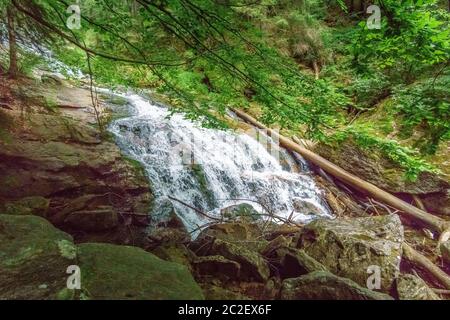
xmin=108 ymin=93 xmax=332 ymax=233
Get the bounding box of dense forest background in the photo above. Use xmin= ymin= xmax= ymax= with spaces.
xmin=1 ymin=0 xmax=449 ymax=180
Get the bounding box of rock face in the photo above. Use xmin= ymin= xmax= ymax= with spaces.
xmin=0 ymin=215 xmax=76 ymax=299
xmin=0 ymin=214 xmax=204 ymax=300
xmin=396 ymin=274 xmax=440 ymax=300
xmin=280 ymin=271 xmax=393 ymax=300
xmin=297 ymin=215 xmax=404 ymax=292
xmin=77 ymin=243 xmax=204 ymax=300
xmin=0 ymin=84 xmax=152 ymax=245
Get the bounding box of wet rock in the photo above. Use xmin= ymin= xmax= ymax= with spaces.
xmin=297 ymin=215 xmax=403 ymax=292
xmin=63 ymin=206 xmax=119 ymax=232
xmin=396 ymin=274 xmax=440 ymax=300
xmin=193 ymin=255 xmax=241 ymax=280
xmin=0 ymin=215 xmax=76 ymax=299
xmin=41 ymin=74 xmax=64 ymax=85
xmin=281 ymin=271 xmax=393 ymax=300
xmin=156 ymin=199 xmax=187 ymax=231
xmin=292 ymin=198 xmax=324 ymax=216
xmin=441 ymin=240 xmax=450 ymax=264
xmin=77 ymin=243 xmax=204 ymax=300
xmin=1 ymin=196 xmax=49 ymax=217
xmin=220 ymin=203 xmax=260 ymax=221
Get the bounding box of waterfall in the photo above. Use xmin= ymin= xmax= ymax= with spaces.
xmin=108 ymin=93 xmax=332 ymax=234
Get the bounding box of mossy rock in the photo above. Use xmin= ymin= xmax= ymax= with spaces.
xmin=396 ymin=274 xmax=440 ymax=300
xmin=0 ymin=215 xmax=76 ymax=299
xmin=151 ymin=243 xmax=194 ymax=270
xmin=297 ymin=215 xmax=404 ymax=293
xmin=280 ymin=271 xmax=393 ymax=300
xmin=77 ymin=243 xmax=204 ymax=300
xmin=220 ymin=203 xmax=260 ymax=221
xmin=1 ymin=196 xmax=50 ymax=217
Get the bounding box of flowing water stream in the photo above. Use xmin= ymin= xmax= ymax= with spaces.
xmin=108 ymin=92 xmax=332 ymax=234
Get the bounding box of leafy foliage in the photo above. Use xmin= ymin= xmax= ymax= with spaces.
xmin=1 ymin=0 xmax=448 ymax=179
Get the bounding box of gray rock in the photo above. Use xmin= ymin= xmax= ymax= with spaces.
xmin=280 ymin=271 xmax=393 ymax=300
xmin=297 ymin=215 xmax=404 ymax=292
xmin=396 ymin=274 xmax=440 ymax=300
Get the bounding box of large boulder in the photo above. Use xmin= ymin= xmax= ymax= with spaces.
xmin=193 ymin=255 xmax=241 ymax=280
xmin=191 ymin=222 xmax=267 ymax=254
xmin=208 ymin=239 xmax=270 ymax=282
xmin=297 ymin=215 xmax=404 ymax=292
xmin=0 ymin=215 xmax=77 ymax=299
xmin=396 ymin=274 xmax=440 ymax=300
xmin=280 ymin=271 xmax=393 ymax=300
xmin=262 ymin=235 xmax=328 ymax=278
xmin=77 ymin=243 xmax=204 ymax=300
xmin=0 ymin=214 xmax=204 ymax=300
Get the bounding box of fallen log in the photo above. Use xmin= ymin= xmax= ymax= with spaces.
xmin=231 ymin=108 xmax=450 ymax=239
xmin=403 ymin=243 xmax=450 ymax=290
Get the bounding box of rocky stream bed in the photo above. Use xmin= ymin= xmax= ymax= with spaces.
xmin=0 ymin=78 xmax=448 ymax=300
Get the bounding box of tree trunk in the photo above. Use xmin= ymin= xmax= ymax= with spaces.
xmin=7 ymin=5 xmax=18 ymax=78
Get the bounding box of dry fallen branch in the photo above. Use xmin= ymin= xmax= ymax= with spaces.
xmin=231 ymin=108 xmax=450 ymax=240
xmin=403 ymin=242 xmax=450 ymax=290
